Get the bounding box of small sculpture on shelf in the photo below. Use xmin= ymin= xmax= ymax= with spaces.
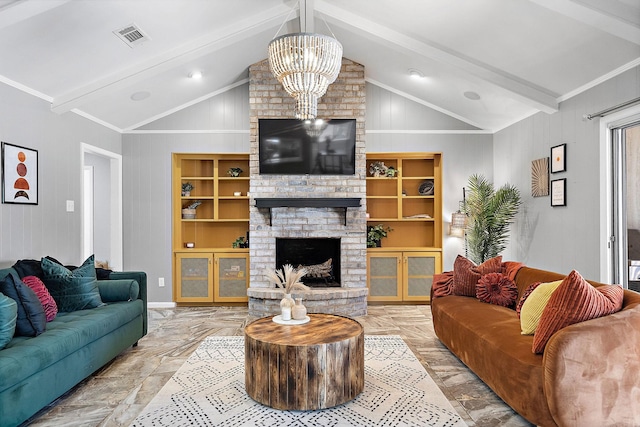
xmin=181 ymin=182 xmax=194 ymax=196
xmin=227 ymin=167 xmax=243 ymax=177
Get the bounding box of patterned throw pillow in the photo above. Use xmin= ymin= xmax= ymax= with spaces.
xmin=432 ymin=271 xmax=454 ymax=298
xmin=452 ymin=255 xmax=502 ymax=297
xmin=42 ymin=255 xmax=104 ymax=312
xmin=532 ymin=270 xmax=624 ymax=354
xmin=0 ymin=272 xmax=46 ymax=337
xmin=476 ymin=273 xmax=518 ymax=307
xmin=516 ymin=281 xmax=542 ymax=318
xmin=0 ymin=292 xmax=18 ymax=349
xmin=520 ymin=280 xmax=563 ymax=335
xmin=22 ymin=276 xmax=58 ymax=322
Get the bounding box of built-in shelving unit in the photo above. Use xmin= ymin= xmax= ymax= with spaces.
xmin=172 ymin=153 xmax=250 ymax=304
xmin=366 ymin=152 xmax=442 ymax=303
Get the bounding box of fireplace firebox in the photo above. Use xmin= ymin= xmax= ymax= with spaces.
xmin=276 ymin=238 xmax=341 ymax=287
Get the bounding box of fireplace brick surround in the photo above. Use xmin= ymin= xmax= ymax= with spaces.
xmin=247 ymin=58 xmax=368 ymax=317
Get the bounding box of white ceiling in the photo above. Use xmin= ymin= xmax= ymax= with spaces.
xmin=0 ymin=0 xmax=638 ymax=133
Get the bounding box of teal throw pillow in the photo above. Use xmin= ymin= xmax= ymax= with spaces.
xmin=42 ymin=255 xmax=105 ymax=312
xmin=0 ymin=292 xmax=18 ymax=349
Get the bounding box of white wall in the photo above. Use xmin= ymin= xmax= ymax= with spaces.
xmin=0 ymin=83 xmax=121 ymax=267
xmin=494 ymin=65 xmax=640 ymax=280
xmin=83 ymin=153 xmax=111 ymax=264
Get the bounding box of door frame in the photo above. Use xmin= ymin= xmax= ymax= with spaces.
xmin=80 ymin=143 xmax=123 ymax=271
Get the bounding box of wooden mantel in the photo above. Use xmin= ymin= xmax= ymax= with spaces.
xmin=254 ymin=198 xmax=361 ymax=226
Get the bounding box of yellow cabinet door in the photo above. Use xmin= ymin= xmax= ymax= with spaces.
xmin=367 ymin=252 xmax=403 ymax=302
xmin=402 ymin=251 xmax=441 ymax=302
xmin=214 ymin=253 xmax=249 ymax=303
xmin=175 ymin=252 xmax=213 ymax=303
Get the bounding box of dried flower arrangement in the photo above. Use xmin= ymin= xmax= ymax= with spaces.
xmin=265 ymin=264 xmax=309 ymax=294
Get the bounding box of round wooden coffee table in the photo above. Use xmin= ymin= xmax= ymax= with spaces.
xmin=244 ymin=313 xmax=364 ymax=410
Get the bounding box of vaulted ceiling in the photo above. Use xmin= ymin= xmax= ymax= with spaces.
xmin=0 ymin=0 xmax=638 ymax=133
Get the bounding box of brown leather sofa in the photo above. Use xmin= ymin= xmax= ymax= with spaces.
xmin=431 ymin=266 xmax=640 ymax=427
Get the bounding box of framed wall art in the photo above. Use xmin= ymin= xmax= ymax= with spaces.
xmin=550 ymin=178 xmax=566 ymax=207
xmin=550 ymin=143 xmax=566 ymax=173
xmin=1 ymin=142 xmax=38 ymax=205
xmin=531 ymin=157 xmax=549 ymax=197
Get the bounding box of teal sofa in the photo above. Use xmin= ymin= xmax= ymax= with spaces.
xmin=0 ymin=267 xmax=147 ymax=427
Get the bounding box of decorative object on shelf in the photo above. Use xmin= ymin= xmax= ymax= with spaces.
xmin=369 ymin=161 xmax=388 ymax=177
xmin=531 ymin=158 xmax=549 ymax=197
xmin=385 ymin=166 xmax=397 ymax=177
xmin=551 ymin=178 xmax=566 ymax=207
xmin=464 ymin=174 xmax=521 ymax=264
xmin=279 ymin=293 xmax=294 ymax=320
xmin=550 ymin=143 xmax=566 ymax=173
xmin=233 ymin=191 xmax=242 ymax=196
xmin=227 ymin=167 xmax=243 ymax=177
xmin=267 ymin=0 xmax=343 ymax=120
xmin=367 ymin=224 xmax=392 ymax=248
xmin=418 ymin=179 xmax=434 ymax=195
xmin=232 ymin=236 xmax=249 ymax=249
xmin=181 ymin=200 xmax=202 ymax=219
xmin=185 ymin=242 xmax=195 ymax=248
xmin=292 ymin=297 xmax=307 ymax=320
xmin=404 ymin=213 xmax=432 ymax=219
xmin=402 ymin=189 xmax=407 ymax=196
xmin=181 ymin=182 xmax=194 ymax=197
xmin=1 ymin=142 xmax=38 ymax=205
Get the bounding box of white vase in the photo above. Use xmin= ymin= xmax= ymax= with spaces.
xmin=292 ymin=297 xmax=307 ymax=320
xmin=280 ymin=293 xmax=294 ymax=321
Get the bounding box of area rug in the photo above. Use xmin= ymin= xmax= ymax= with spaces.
xmin=131 ymin=335 xmax=466 ymax=427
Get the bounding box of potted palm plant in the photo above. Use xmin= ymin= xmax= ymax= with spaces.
xmin=181 ymin=200 xmax=202 ymax=219
xmin=464 ymin=174 xmax=521 ymax=264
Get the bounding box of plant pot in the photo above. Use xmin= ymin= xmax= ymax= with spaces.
xmin=182 ymin=208 xmax=196 ymax=219
xmin=182 ymin=191 xmax=191 ymax=197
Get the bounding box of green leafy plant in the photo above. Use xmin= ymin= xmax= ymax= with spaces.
xmin=232 ymin=236 xmax=248 ymax=248
xmin=227 ymin=167 xmax=243 ymax=177
xmin=367 ymin=224 xmax=392 ymax=248
xmin=464 ymin=174 xmax=521 ymax=264
xmin=183 ymin=200 xmax=202 ymax=210
xmin=181 ymin=182 xmax=194 ymax=193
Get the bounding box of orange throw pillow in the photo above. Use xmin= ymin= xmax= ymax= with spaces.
xmin=432 ymin=271 xmax=454 ymax=298
xmin=452 ymin=255 xmax=502 ymax=297
xmin=532 ymin=270 xmax=624 ymax=354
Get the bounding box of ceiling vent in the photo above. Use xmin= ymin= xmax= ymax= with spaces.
xmin=113 ymin=23 xmax=150 ymax=48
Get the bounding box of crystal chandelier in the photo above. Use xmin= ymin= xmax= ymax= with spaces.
xmin=268 ymin=32 xmax=343 ymax=120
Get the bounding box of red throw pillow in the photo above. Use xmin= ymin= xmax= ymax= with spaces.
xmin=476 ymin=272 xmax=518 ymax=307
xmin=22 ymin=275 xmax=58 ymax=322
xmin=432 ymin=271 xmax=454 ymax=298
xmin=516 ymin=281 xmax=542 ymax=318
xmin=502 ymin=261 xmax=524 ymax=281
xmin=452 ymin=255 xmax=502 ymax=297
xmin=532 ymin=270 xmax=624 ymax=354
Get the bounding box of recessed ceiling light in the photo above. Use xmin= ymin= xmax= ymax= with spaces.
xmin=464 ymin=91 xmax=481 ymax=101
xmin=189 ymin=70 xmax=203 ymax=79
xmin=408 ymin=68 xmax=424 ymax=79
xmin=130 ymin=91 xmax=151 ymax=101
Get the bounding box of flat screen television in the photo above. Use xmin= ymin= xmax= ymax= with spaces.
xmin=259 ymin=119 xmax=356 ymax=175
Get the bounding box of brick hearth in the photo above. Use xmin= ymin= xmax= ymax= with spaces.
xmin=247 ymin=58 xmax=368 ymax=317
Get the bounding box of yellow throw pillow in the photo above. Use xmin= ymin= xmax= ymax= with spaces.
xmin=520 ymin=280 xmax=562 ymax=335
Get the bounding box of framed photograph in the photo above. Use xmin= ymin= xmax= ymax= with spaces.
xmin=531 ymin=157 xmax=549 ymax=197
xmin=550 ymin=178 xmax=566 ymax=207
xmin=550 ymin=143 xmax=566 ymax=173
xmin=1 ymin=142 xmax=38 ymax=205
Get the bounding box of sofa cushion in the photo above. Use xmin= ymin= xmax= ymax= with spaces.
xmin=476 ymin=272 xmax=518 ymax=307
xmin=41 ymin=255 xmax=104 ymax=312
xmin=432 ymin=271 xmax=454 ymax=298
xmin=0 ymin=272 xmax=46 ymax=337
xmin=520 ymin=280 xmax=562 ymax=335
xmin=452 ymin=255 xmax=502 ymax=297
xmin=0 ymin=292 xmax=17 ymax=350
xmin=0 ymin=299 xmax=144 ymax=391
xmin=532 ymin=270 xmax=624 ymax=353
xmin=516 ymin=281 xmax=541 ymax=318
xmin=22 ymin=276 xmax=57 ymax=322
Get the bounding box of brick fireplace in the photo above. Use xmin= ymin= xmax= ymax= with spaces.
xmin=246 ymin=58 xmax=368 ymax=317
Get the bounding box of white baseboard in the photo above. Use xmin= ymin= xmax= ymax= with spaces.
xmin=147 ymin=302 xmax=177 ymax=309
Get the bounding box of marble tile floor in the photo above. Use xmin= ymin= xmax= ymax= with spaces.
xmin=22 ymin=305 xmax=533 ymax=427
